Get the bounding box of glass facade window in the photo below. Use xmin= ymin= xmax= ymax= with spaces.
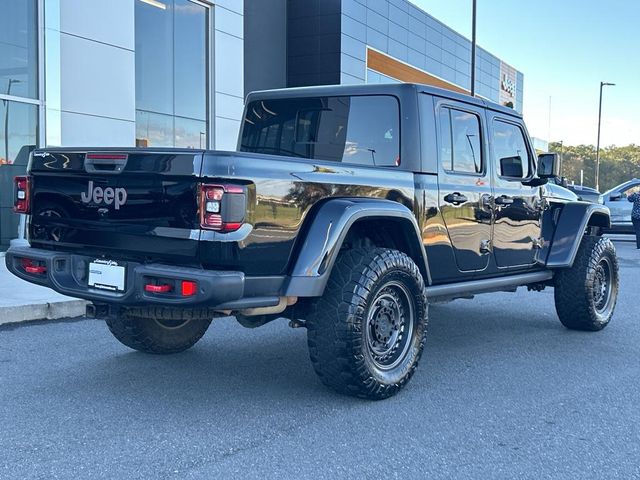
xmin=0 ymin=101 xmax=38 ymax=166
xmin=135 ymin=0 xmax=209 ymax=148
xmin=0 ymin=101 xmax=38 ymax=248
xmin=0 ymin=0 xmax=39 ymax=249
xmin=0 ymin=0 xmax=38 ymax=100
xmin=240 ymin=95 xmax=400 ymax=167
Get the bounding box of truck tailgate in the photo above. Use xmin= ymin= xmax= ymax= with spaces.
xmin=28 ymin=149 xmax=204 ymax=263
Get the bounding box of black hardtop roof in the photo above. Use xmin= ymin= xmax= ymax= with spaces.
xmin=247 ymin=82 xmax=522 ymax=119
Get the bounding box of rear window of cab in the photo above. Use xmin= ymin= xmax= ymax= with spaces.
xmin=240 ymin=95 xmax=400 ymax=167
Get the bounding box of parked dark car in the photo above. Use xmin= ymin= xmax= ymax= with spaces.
xmin=549 ymin=177 xmax=600 ymax=203
xmin=6 ymin=83 xmax=619 ymax=399
xmin=567 ymin=184 xmax=601 ymax=203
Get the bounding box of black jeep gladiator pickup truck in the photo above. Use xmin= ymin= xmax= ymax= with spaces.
xmin=7 ymin=83 xmax=619 ymax=399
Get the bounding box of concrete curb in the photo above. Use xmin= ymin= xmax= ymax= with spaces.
xmin=0 ymin=300 xmax=88 ymax=327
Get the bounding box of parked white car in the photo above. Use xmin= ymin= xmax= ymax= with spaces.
xmin=600 ymin=178 xmax=640 ymax=233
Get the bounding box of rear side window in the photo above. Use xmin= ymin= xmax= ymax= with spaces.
xmin=492 ymin=120 xmax=532 ymax=179
xmin=240 ymin=95 xmax=400 ymax=167
xmin=439 ymin=107 xmax=483 ymax=174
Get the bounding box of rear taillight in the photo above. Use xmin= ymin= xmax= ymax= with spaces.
xmin=14 ymin=176 xmax=31 ymax=213
xmin=199 ymin=184 xmax=246 ymax=232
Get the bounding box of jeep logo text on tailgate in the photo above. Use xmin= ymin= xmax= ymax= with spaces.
xmin=81 ymin=180 xmax=128 ymax=210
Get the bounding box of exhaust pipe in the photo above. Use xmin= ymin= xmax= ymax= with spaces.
xmin=238 ymin=296 xmax=297 ymax=317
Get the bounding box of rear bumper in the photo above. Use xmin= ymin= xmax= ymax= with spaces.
xmin=5 ymin=246 xmax=283 ymax=309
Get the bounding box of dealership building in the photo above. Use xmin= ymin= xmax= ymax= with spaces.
xmin=0 ymin=0 xmax=523 ymax=248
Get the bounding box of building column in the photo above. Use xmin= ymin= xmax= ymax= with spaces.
xmin=213 ymin=0 xmax=245 ymax=151
xmin=44 ymin=0 xmax=136 ymax=148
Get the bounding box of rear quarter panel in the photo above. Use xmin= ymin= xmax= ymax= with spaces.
xmin=198 ymin=152 xmax=416 ymax=275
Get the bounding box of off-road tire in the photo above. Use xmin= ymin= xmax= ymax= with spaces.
xmin=105 ymin=307 xmax=213 ymax=354
xmin=306 ymin=248 xmax=428 ymax=400
xmin=554 ymin=235 xmax=618 ymax=331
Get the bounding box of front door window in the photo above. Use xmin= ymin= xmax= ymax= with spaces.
xmin=491 ymin=119 xmax=542 ymax=268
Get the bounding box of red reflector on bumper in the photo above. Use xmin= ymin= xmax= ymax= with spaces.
xmin=21 ymin=258 xmax=46 ymax=274
xmin=25 ymin=265 xmax=47 ymax=274
xmin=144 ymin=284 xmax=172 ymax=293
xmin=181 ymin=281 xmax=198 ymax=297
xmin=221 ymin=222 xmax=242 ymax=232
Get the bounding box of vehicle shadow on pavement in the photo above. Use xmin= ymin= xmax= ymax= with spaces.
xmin=45 ymin=317 xmax=348 ymax=406
xmin=33 ymin=299 xmax=586 ymax=409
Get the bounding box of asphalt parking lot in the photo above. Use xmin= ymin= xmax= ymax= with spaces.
xmin=1 ymin=239 xmax=639 ymax=479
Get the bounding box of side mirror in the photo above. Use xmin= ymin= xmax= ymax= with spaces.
xmin=537 ymin=153 xmax=560 ymax=178
xmin=610 ymin=193 xmax=623 ymax=201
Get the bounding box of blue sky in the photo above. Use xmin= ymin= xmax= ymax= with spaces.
xmin=413 ymin=0 xmax=639 ymax=147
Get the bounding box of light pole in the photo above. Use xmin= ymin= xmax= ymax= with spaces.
xmin=595 ymin=81 xmax=615 ymax=191
xmin=557 ymin=139 xmax=564 ymax=177
xmin=470 ymin=0 xmax=477 ymax=97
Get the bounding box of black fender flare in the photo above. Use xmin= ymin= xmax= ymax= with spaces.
xmin=545 ymin=202 xmax=611 ymax=268
xmin=283 ymin=198 xmax=430 ymax=297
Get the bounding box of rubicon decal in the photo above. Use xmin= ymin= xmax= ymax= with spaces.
xmin=81 ymin=180 xmax=128 ymax=210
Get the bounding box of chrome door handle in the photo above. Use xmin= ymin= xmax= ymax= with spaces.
xmin=444 ymin=193 xmax=468 ymax=205
xmin=495 ymin=196 xmax=514 ymax=206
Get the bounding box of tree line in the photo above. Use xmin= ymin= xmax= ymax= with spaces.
xmin=548 ymin=143 xmax=640 ymax=192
